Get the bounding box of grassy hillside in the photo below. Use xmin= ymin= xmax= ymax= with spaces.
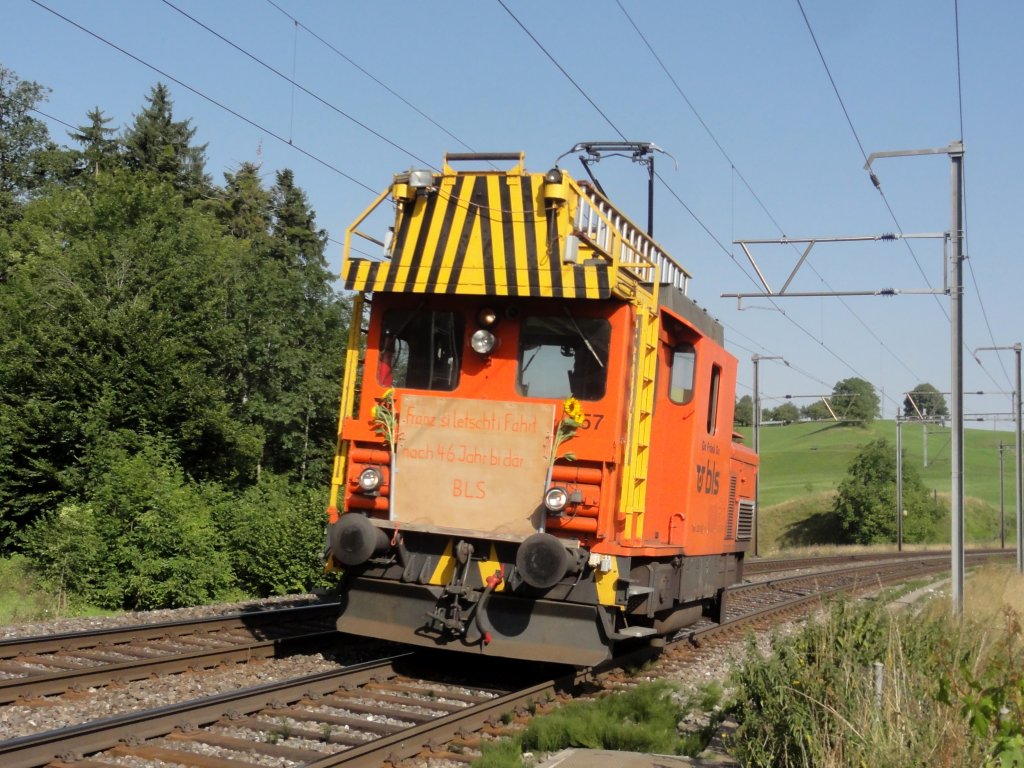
xmin=735 ymin=420 xmax=1018 ymax=553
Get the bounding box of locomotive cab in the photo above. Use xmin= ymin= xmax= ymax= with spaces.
xmin=325 ymin=153 xmax=757 ymax=665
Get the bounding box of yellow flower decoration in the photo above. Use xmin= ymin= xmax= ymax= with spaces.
xmin=550 ymin=397 xmax=586 ymax=469
xmin=563 ymin=397 xmax=585 ymax=425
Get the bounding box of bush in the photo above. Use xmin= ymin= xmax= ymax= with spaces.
xmin=22 ymin=431 xmax=336 ymax=609
xmin=20 ymin=504 xmax=107 ymax=610
xmin=24 ymin=432 xmax=235 ymax=609
xmin=220 ymin=472 xmax=332 ymax=596
xmin=832 ymin=438 xmax=942 ymax=544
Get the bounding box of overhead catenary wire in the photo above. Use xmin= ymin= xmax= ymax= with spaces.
xmin=497 ymin=0 xmax=880 ymax=404
xmin=159 ymin=0 xmax=436 ymax=171
xmin=263 ymin=0 xmax=479 ymax=155
xmin=28 ymin=0 xmax=378 ymax=195
xmin=794 ymin=0 xmax=945 ymax=316
xmin=617 ymin=0 xmax=925 ymax=390
xmin=28 ymin=106 xmax=76 ymax=132
xmin=794 ymin=0 xmax=1010 ymax=406
xmin=953 ymin=0 xmax=1011 ymax=391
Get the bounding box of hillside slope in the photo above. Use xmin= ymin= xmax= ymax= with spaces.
xmin=735 ymin=420 xmax=1017 ymax=552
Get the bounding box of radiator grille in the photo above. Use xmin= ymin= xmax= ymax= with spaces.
xmin=726 ymin=477 xmax=737 ymax=540
xmin=737 ymin=499 xmax=755 ymax=541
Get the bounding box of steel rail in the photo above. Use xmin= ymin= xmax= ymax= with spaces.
xmin=0 ymin=629 xmax=339 ymax=704
xmin=2 ymin=551 xmax=1011 ymax=768
xmin=745 ymin=547 xmax=1005 ymax=576
xmin=0 ymin=601 xmax=339 ymax=657
xmin=0 ymin=602 xmax=342 ymax=704
xmin=0 ymin=654 xmax=413 ymax=768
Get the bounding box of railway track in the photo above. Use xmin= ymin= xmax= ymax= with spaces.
xmin=0 ymin=601 xmax=342 ymax=704
xmin=745 ymin=546 xmax=1008 ymax=576
xmin=1 ymin=549 xmax=1008 ymax=768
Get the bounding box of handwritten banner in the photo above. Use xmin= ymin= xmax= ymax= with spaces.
xmin=395 ymin=395 xmax=554 ymax=535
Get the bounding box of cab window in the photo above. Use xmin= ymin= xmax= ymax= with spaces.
xmin=706 ymin=364 xmax=722 ymax=434
xmin=517 ymin=315 xmax=610 ymax=400
xmin=377 ymin=309 xmax=463 ymax=390
xmin=669 ymin=343 xmax=696 ymax=404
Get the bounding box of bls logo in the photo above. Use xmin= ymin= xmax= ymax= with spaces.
xmin=695 ymin=460 xmax=721 ymax=495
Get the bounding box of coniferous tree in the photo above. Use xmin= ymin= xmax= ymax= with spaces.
xmin=264 ymin=169 xmax=345 ymax=482
xmin=122 ymin=83 xmax=210 ymax=196
xmin=212 ymin=164 xmax=347 ymax=484
xmin=69 ymin=107 xmax=119 ymax=180
xmin=217 ymin=162 xmax=271 ymax=242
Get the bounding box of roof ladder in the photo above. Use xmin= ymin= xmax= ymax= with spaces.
xmin=618 ymin=278 xmax=660 ymax=543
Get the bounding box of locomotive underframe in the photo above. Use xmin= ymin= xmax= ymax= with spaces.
xmin=331 ymin=521 xmax=742 ymax=665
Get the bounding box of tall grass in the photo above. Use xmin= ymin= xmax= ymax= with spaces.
xmin=728 ymin=565 xmax=1024 ymax=767
xmin=0 ymin=554 xmax=112 ymax=625
xmin=0 ymin=555 xmax=56 ymax=624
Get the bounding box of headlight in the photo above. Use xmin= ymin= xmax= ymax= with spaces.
xmin=544 ymin=486 xmax=569 ymax=513
xmin=477 ymin=307 xmax=498 ymax=327
xmin=470 ymin=329 xmax=496 ymax=354
xmin=357 ymin=467 xmax=383 ymax=493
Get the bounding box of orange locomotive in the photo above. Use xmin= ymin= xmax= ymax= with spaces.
xmin=325 ymin=151 xmax=757 ymax=665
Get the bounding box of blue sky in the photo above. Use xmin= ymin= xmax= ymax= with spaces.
xmin=4 ymin=0 xmax=1022 ymax=432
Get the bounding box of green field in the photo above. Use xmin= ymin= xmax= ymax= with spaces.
xmin=737 ymin=420 xmax=1019 ymax=553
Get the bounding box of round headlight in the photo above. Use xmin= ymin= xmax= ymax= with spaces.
xmin=544 ymin=486 xmax=569 ymax=513
xmin=470 ymin=329 xmax=496 ymax=354
xmin=477 ymin=307 xmax=498 ymax=327
xmin=357 ymin=467 xmax=383 ymax=492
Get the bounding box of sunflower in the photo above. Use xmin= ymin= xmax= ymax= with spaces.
xmin=562 ymin=397 xmax=585 ymax=425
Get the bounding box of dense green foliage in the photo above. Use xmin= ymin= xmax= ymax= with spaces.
xmin=734 ymin=394 xmax=753 ymax=426
xmin=521 ymin=682 xmax=687 ymax=754
xmin=831 ymin=376 xmax=880 ymax=424
xmin=763 ymin=401 xmax=800 ymax=423
xmin=0 ymin=67 xmax=348 ymax=608
xmin=904 ymin=381 xmax=949 ymax=419
xmin=832 ymin=437 xmax=943 ymax=544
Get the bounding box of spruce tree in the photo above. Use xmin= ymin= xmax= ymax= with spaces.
xmin=218 ymin=162 xmax=271 ymax=242
xmin=69 ymin=107 xmax=119 ymax=179
xmin=122 ymin=83 xmax=210 ymax=197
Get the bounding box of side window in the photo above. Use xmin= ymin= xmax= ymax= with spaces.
xmin=706 ymin=364 xmax=722 ymax=434
xmin=517 ymin=315 xmax=611 ymax=401
xmin=669 ymin=343 xmax=696 ymax=404
xmin=377 ymin=309 xmax=463 ymax=391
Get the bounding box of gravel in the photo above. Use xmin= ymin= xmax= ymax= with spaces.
xmin=0 ymin=591 xmax=812 ymax=766
xmin=0 ymin=594 xmax=321 ymax=641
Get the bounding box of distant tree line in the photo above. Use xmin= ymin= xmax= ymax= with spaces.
xmin=735 ymin=378 xmax=948 ymax=427
xmin=1 ymin=66 xmax=351 ymax=608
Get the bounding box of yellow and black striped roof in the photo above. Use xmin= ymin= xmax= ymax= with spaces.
xmin=344 ymin=171 xmax=610 ymax=299
xmin=342 ymin=155 xmax=690 ymax=301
